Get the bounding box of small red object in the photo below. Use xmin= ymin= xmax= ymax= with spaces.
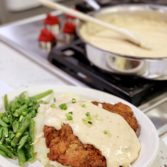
xmin=38 ymin=28 xmax=56 ymax=42
xmin=65 ymin=14 xmax=76 ymax=20
xmin=44 ymin=14 xmax=60 ymax=26
xmin=63 ymin=22 xmax=76 ymax=34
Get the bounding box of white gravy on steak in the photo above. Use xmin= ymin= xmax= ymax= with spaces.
xmin=34 ymin=95 xmax=140 ymax=167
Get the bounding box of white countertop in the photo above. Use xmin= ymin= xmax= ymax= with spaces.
xmin=0 ymin=41 xmax=69 ymax=91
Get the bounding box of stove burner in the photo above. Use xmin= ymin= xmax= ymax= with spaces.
xmin=48 ymin=40 xmax=167 ymax=106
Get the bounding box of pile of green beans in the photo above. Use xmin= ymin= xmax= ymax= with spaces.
xmin=0 ymin=89 xmax=53 ymax=166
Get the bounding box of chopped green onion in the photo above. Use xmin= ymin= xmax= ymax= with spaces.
xmin=82 ymin=119 xmax=92 ymax=125
xmin=71 ymin=98 xmax=76 ymax=103
xmin=86 ymin=112 xmax=90 ymax=117
xmin=66 ymin=112 xmax=73 ymax=121
xmin=103 ymin=130 xmax=108 ymax=135
xmin=82 ymin=112 xmax=93 ymax=125
xmin=59 ymin=103 xmax=68 ymax=110
xmin=87 ymin=121 xmax=93 ymax=124
xmin=103 ymin=130 xmax=111 ymax=137
xmin=81 ymin=104 xmax=86 ymax=108
xmin=50 ymin=103 xmax=56 ymax=108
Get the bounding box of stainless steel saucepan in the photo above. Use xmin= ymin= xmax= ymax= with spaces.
xmin=78 ymin=4 xmax=167 ymax=80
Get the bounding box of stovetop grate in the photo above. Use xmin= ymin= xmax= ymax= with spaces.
xmin=48 ymin=40 xmax=167 ymax=106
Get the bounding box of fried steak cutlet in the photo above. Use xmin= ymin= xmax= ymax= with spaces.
xmin=44 ymin=124 xmax=106 ymax=167
xmin=43 ymin=102 xmax=139 ymax=167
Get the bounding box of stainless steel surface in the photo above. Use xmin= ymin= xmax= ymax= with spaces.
xmin=0 ymin=8 xmax=167 ymax=131
xmin=146 ymin=100 xmax=167 ymax=129
xmin=159 ymin=124 xmax=167 ymax=137
xmin=139 ymin=92 xmax=167 ymax=129
xmin=78 ymin=4 xmax=167 ymax=80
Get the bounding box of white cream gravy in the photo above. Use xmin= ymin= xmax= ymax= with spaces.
xmin=80 ymin=11 xmax=167 ymax=58
xmin=34 ymin=95 xmax=141 ymax=167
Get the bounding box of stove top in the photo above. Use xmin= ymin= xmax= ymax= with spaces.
xmin=48 ymin=40 xmax=167 ymax=106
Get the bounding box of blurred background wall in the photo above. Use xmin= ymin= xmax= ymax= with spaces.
xmin=0 ymin=0 xmax=80 ymax=24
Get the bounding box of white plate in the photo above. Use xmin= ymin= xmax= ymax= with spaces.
xmin=0 ymin=85 xmax=159 ymax=167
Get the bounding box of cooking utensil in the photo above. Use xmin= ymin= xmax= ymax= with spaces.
xmin=78 ymin=4 xmax=167 ymax=80
xmin=39 ymin=0 xmax=149 ymax=49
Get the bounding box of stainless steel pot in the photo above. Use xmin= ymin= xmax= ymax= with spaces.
xmin=78 ymin=4 xmax=167 ymax=80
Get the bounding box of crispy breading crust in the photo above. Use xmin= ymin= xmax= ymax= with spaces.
xmin=44 ymin=124 xmax=106 ymax=167
xmin=92 ymin=102 xmax=139 ymax=133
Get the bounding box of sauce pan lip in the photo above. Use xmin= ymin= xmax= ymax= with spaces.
xmin=77 ymin=4 xmax=167 ymax=60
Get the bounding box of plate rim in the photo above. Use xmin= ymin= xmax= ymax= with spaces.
xmin=0 ymin=85 xmax=159 ymax=167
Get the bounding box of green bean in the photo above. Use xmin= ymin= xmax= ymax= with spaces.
xmin=18 ymin=92 xmax=28 ymax=101
xmin=12 ymin=120 xmax=19 ymax=133
xmin=5 ymin=138 xmax=12 ymax=146
xmin=29 ymin=120 xmax=35 ymax=141
xmin=2 ymin=115 xmax=9 ymax=124
xmin=0 ymin=137 xmax=5 ymax=144
xmin=29 ymin=110 xmax=36 ymax=118
xmin=3 ymin=127 xmax=8 ymax=138
xmin=0 ymin=89 xmax=54 ymax=166
xmin=0 ymin=113 xmax=3 ymax=118
xmin=11 ymin=115 xmax=31 ymax=147
xmin=0 ymin=119 xmax=8 ymax=127
xmin=7 ymin=115 xmax=13 ymax=125
xmin=10 ymin=101 xmax=19 ymax=113
xmin=31 ymin=89 xmax=53 ymax=100
xmin=17 ymin=149 xmax=26 ymax=166
xmin=13 ymin=105 xmax=27 ymax=117
xmin=25 ymin=144 xmax=35 ymax=162
xmin=0 ymin=128 xmax=2 ymax=139
xmin=0 ymin=144 xmax=14 ymax=158
xmin=9 ymin=131 xmax=15 ymax=140
xmin=0 ymin=149 xmax=8 ymax=158
xmin=19 ymin=115 xmax=24 ymax=122
xmin=3 ymin=95 xmax=9 ymax=112
xmin=18 ymin=135 xmax=28 ymax=150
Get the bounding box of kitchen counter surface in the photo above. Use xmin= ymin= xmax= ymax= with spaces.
xmin=0 ymin=41 xmax=82 ymax=91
